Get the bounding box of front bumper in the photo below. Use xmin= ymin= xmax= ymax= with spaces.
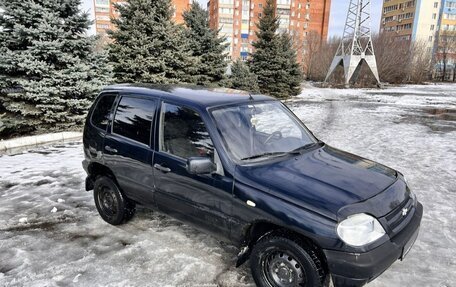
xmin=324 ymin=202 xmax=423 ymax=287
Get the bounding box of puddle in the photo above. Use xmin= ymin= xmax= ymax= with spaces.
xmin=0 ymin=265 xmax=15 ymax=275
xmin=366 ymin=91 xmax=436 ymax=97
xmin=424 ymin=108 xmax=456 ymax=121
xmin=0 ymin=181 xmax=19 ymax=190
xmin=68 ymin=233 xmax=102 ymax=242
xmin=0 ymin=215 xmax=79 ymax=233
xmin=396 ymin=108 xmax=456 ymax=133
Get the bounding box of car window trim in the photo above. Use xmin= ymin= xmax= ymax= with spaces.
xmin=110 ymin=94 xmax=158 ymax=148
xmin=206 ymin=99 xmax=275 ymax=113
xmin=157 ymin=100 xmax=216 ymax=163
xmin=90 ymin=92 xmax=118 ymax=133
xmin=281 ymin=102 xmax=318 ymax=143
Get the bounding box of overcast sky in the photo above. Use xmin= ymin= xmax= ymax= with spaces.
xmin=82 ymin=0 xmax=383 ymax=37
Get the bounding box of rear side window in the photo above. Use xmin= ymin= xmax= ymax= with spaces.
xmin=113 ymin=96 xmax=156 ymax=145
xmin=91 ymin=94 xmax=116 ymax=131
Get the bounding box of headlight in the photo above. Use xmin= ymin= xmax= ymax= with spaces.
xmin=409 ymin=188 xmax=417 ymax=203
xmin=403 ymin=175 xmax=417 ymax=203
xmin=337 ymin=213 xmax=386 ymax=247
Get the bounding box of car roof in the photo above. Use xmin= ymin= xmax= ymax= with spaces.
xmin=102 ymin=84 xmax=275 ymax=109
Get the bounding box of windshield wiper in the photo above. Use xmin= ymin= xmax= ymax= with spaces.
xmin=288 ymin=142 xmax=321 ymax=155
xmin=241 ymin=152 xmax=287 ymax=161
xmin=241 ymin=142 xmax=323 ymax=161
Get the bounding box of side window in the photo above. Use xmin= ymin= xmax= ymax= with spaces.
xmin=160 ymin=103 xmax=214 ymax=160
xmin=112 ymin=96 xmax=156 ymax=145
xmin=91 ymin=94 xmax=116 ymax=131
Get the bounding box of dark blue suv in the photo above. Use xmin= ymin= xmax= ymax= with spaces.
xmin=83 ymin=84 xmax=423 ymax=287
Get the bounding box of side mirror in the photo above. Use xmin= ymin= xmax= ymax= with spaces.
xmin=187 ymin=157 xmax=216 ymax=175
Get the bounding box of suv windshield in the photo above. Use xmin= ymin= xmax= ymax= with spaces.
xmin=211 ymin=101 xmax=317 ymax=162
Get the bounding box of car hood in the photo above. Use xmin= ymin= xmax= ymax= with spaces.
xmin=235 ymin=145 xmax=398 ymax=219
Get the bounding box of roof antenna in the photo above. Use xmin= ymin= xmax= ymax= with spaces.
xmin=248 ymin=93 xmax=254 ymax=101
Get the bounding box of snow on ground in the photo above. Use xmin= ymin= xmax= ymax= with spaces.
xmin=1 ymin=84 xmax=455 ymax=286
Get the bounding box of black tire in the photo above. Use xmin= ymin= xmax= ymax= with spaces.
xmin=250 ymin=232 xmax=327 ymax=287
xmin=93 ymin=176 xmax=136 ymax=225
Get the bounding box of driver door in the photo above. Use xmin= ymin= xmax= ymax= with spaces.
xmin=152 ymin=102 xmax=233 ymax=239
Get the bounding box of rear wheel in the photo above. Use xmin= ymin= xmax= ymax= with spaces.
xmin=250 ymin=233 xmax=327 ymax=287
xmin=93 ymin=176 xmax=135 ymax=225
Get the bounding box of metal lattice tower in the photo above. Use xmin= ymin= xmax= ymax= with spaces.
xmin=325 ymin=0 xmax=380 ymax=86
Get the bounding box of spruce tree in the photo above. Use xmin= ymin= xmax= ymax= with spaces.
xmin=249 ymin=0 xmax=302 ymax=99
xmin=109 ymin=0 xmax=197 ymax=84
xmin=279 ymin=33 xmax=303 ymax=96
xmin=0 ymin=0 xmax=111 ymax=138
xmin=229 ymin=60 xmax=260 ymax=93
xmin=183 ymin=1 xmax=228 ymax=86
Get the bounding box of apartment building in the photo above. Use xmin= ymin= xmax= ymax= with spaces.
xmin=380 ymin=0 xmax=441 ymax=52
xmin=439 ymin=0 xmax=456 ymax=32
xmin=173 ymin=0 xmax=192 ymax=23
xmin=435 ymin=0 xmax=456 ymax=78
xmin=412 ymin=0 xmax=442 ymax=50
xmin=381 ymin=0 xmax=416 ymax=40
xmin=93 ymin=0 xmax=191 ymax=35
xmin=208 ymin=0 xmax=331 ymax=62
xmin=380 ymin=0 xmax=456 ymax=77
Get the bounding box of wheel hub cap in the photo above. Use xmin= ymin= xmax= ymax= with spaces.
xmin=265 ymin=251 xmax=305 ymax=287
xmin=277 ymin=266 xmax=290 ymax=280
xmin=99 ymin=186 xmax=118 ymax=216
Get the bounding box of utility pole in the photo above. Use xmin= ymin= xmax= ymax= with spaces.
xmin=325 ymin=0 xmax=380 ymax=87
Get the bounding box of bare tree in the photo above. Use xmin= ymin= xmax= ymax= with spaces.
xmin=300 ymin=32 xmax=434 ymax=86
xmin=373 ymin=33 xmax=410 ymax=83
xmin=290 ymin=31 xmax=339 ymax=82
xmin=301 ymin=31 xmax=322 ymax=80
xmin=299 ymin=35 xmax=340 ymax=82
xmin=408 ymin=40 xmax=433 ymax=83
xmin=371 ymin=33 xmax=433 ymax=84
xmin=434 ymin=30 xmax=456 ymax=81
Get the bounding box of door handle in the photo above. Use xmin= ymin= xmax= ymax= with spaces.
xmin=154 ymin=163 xmax=171 ymax=173
xmin=105 ymin=146 xmax=118 ymax=153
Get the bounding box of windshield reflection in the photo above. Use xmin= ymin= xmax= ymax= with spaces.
xmin=211 ymin=101 xmax=317 ymax=162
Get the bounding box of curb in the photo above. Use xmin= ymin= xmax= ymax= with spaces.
xmin=0 ymin=132 xmax=82 ymax=153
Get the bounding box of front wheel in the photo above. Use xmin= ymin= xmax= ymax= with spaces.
xmin=250 ymin=233 xmax=327 ymax=287
xmin=93 ymin=176 xmax=135 ymax=225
